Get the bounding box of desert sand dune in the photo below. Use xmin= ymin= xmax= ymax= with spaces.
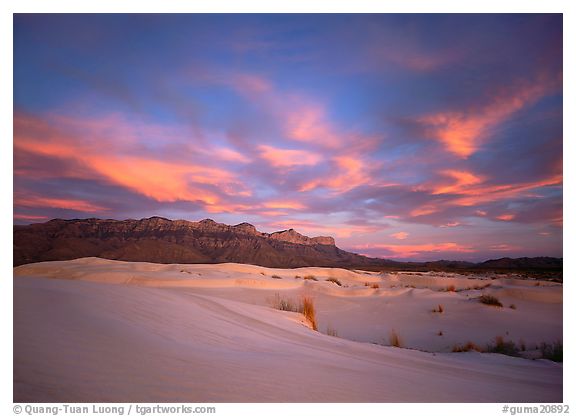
xmin=14 ymin=258 xmax=562 ymax=402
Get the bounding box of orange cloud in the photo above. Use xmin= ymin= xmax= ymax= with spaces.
xmin=300 ymin=156 xmax=375 ymax=193
xmin=15 ymin=194 xmax=109 ymax=213
xmin=496 ymin=213 xmax=515 ymax=221
xmin=410 ymin=205 xmax=438 ymax=217
xmin=13 ymin=213 xmax=49 ymax=221
xmin=263 ymin=200 xmax=306 ymax=210
xmin=14 ymin=113 xmax=251 ymax=210
xmin=355 ymin=242 xmax=475 ymax=258
xmin=432 ymin=170 xmax=484 ymax=195
xmin=258 ymin=145 xmax=322 ymax=168
xmin=285 ymin=105 xmax=341 ymax=148
xmin=419 ymin=76 xmax=559 ymax=158
xmin=390 ymin=232 xmax=409 ymax=240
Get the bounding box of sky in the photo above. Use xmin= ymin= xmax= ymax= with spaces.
xmin=12 ymin=13 xmax=562 ymax=262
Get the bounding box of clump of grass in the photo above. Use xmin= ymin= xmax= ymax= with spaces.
xmin=452 ymin=341 xmax=483 ymax=353
xmin=389 ymin=329 xmax=403 ymax=348
xmin=326 ymin=325 xmax=338 ymax=337
xmin=478 ymin=294 xmax=503 ymax=307
xmin=540 ymin=341 xmax=563 ymax=362
xmin=303 ymin=275 xmax=318 ymax=281
xmin=180 ymin=269 xmax=192 ymax=274
xmin=446 ymin=284 xmax=456 ymax=292
xmin=326 ymin=277 xmax=342 ymax=286
xmin=294 ymin=275 xmax=302 ymax=279
xmin=534 ymin=281 xmax=541 ymax=287
xmin=271 ymin=293 xmax=299 ymax=312
xmin=485 ymin=336 xmax=519 ymax=356
xmin=437 ymin=330 xmax=443 ymax=336
xmin=473 ymin=283 xmax=492 ymax=290
xmin=371 ymin=283 xmax=380 ymax=289
xmin=432 ymin=304 xmax=444 ymax=313
xmin=509 ymin=304 xmax=517 ymax=310
xmin=271 ymin=274 xmax=282 ymax=279
xmin=301 ymin=296 xmax=317 ymax=331
xmin=271 ymin=293 xmax=318 ymax=331
xmin=364 ymin=282 xmax=370 ymax=286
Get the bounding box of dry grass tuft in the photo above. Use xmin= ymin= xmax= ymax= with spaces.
xmin=432 ymin=304 xmax=444 ymax=313
xmin=389 ymin=329 xmax=403 ymax=348
xmin=326 ymin=277 xmax=342 ymax=286
xmin=478 ymin=294 xmax=503 ymax=307
xmin=303 ymin=275 xmax=318 ymax=281
xmin=540 ymin=341 xmax=562 ymax=362
xmin=452 ymin=341 xmax=483 ymax=353
xmin=301 ymin=296 xmax=318 ymax=330
xmin=437 ymin=330 xmax=443 ymax=336
xmin=371 ymin=283 xmax=380 ymax=289
xmin=294 ymin=275 xmax=302 ymax=279
xmin=509 ymin=304 xmax=517 ymax=310
xmin=326 ymin=325 xmax=338 ymax=337
xmin=271 ymin=274 xmax=282 ymax=279
xmin=446 ymin=284 xmax=456 ymax=292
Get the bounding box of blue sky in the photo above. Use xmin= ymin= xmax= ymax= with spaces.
xmin=13 ymin=14 xmax=562 ymax=261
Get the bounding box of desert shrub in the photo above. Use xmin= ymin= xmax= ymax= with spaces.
xmin=452 ymin=342 xmax=483 ymax=353
xmin=271 ymin=275 xmax=282 ymax=279
xmin=364 ymin=282 xmax=370 ymax=286
xmin=446 ymin=284 xmax=456 ymax=292
xmin=326 ymin=325 xmax=338 ymax=337
xmin=432 ymin=304 xmax=444 ymax=313
xmin=272 ymin=294 xmax=318 ymax=331
xmin=540 ymin=341 xmax=563 ymax=362
xmin=485 ymin=336 xmax=519 ymax=356
xmin=294 ymin=275 xmax=302 ymax=279
xmin=271 ymin=293 xmax=299 ymax=312
xmin=509 ymin=304 xmax=517 ymax=310
xmin=389 ymin=329 xmax=403 ymax=348
xmin=303 ymin=275 xmax=318 ymax=281
xmin=371 ymin=283 xmax=380 ymax=289
xmin=301 ymin=296 xmax=318 ymax=331
xmin=326 ymin=277 xmax=342 ymax=286
xmin=478 ymin=294 xmax=503 ymax=307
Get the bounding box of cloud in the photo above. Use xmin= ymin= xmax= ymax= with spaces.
xmin=15 ymin=193 xmax=109 ymax=213
xmin=353 ymin=242 xmax=475 ymax=259
xmin=390 ymin=232 xmax=408 ymax=240
xmin=417 ymin=75 xmax=560 ymax=158
xmin=258 ymin=144 xmax=322 ymax=168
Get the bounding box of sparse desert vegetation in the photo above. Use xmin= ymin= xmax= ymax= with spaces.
xmin=271 ymin=293 xmax=318 ymax=331
xmin=540 ymin=341 xmax=563 ymax=362
xmin=302 ymin=296 xmax=318 ymax=331
xmin=485 ymin=336 xmax=519 ymax=357
xmin=446 ymin=284 xmax=456 ymax=292
xmin=271 ymin=274 xmax=282 ymax=279
xmin=303 ymin=275 xmax=318 ymax=281
xmin=326 ymin=277 xmax=342 ymax=286
xmin=478 ymin=294 xmax=503 ymax=307
xmin=452 ymin=341 xmax=482 ymax=352
xmin=432 ymin=304 xmax=444 ymax=313
xmin=389 ymin=329 xmax=403 ymax=348
xmin=326 ymin=325 xmax=338 ymax=337
xmin=371 ymin=283 xmax=380 ymax=289
xmin=509 ymin=304 xmax=517 ymax=310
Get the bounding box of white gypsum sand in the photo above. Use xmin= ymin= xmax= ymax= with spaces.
xmin=14 ymin=257 xmax=562 ymax=402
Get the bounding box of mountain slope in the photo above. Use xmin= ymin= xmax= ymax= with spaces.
xmin=13 ymin=217 xmax=373 ymax=268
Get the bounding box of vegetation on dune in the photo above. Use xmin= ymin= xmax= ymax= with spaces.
xmin=271 ymin=293 xmax=318 ymax=331
xmin=478 ymin=294 xmax=503 ymax=307
xmin=303 ymin=275 xmax=318 ymax=281
xmin=271 ymin=274 xmax=282 ymax=279
xmin=432 ymin=304 xmax=444 ymax=313
xmin=389 ymin=329 xmax=403 ymax=348
xmin=540 ymin=341 xmax=563 ymax=362
xmin=326 ymin=277 xmax=342 ymax=286
xmin=452 ymin=341 xmax=482 ymax=353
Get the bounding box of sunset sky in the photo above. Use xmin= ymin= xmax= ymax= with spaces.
xmin=13 ymin=14 xmax=562 ymax=261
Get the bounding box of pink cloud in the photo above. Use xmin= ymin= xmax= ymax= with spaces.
xmin=15 ymin=194 xmax=109 ymax=213
xmin=418 ymin=75 xmax=560 ymax=158
xmin=353 ymin=242 xmax=475 ymax=259
xmin=390 ymin=232 xmax=409 ymax=240
xmin=258 ymin=145 xmax=322 ymax=168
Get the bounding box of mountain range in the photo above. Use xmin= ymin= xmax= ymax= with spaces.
xmin=13 ymin=217 xmax=562 ymax=274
